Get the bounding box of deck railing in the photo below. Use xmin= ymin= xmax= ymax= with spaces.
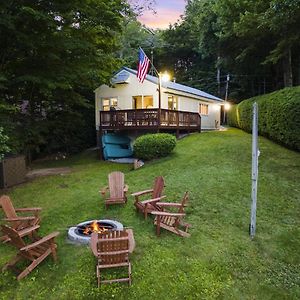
xmin=99 ymin=109 xmax=201 ymax=131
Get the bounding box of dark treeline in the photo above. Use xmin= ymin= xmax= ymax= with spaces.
xmin=0 ymin=0 xmax=125 ymax=159
xmin=1 ymin=0 xmax=299 ymax=159
xmin=148 ymin=0 xmax=300 ymax=102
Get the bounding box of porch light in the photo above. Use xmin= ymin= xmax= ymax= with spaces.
xmin=158 ymin=71 xmax=170 ymax=113
xmin=225 ymin=102 xmax=231 ymax=110
xmin=161 ymin=72 xmax=170 ymax=82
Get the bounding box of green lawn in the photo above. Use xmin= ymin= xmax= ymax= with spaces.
xmin=0 ymin=128 xmax=299 ymax=299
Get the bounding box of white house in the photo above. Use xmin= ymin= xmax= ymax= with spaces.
xmin=94 ymin=67 xmax=223 ymax=156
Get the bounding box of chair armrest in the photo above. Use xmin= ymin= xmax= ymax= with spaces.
xmin=125 ymin=229 xmax=135 ymax=254
xmin=90 ymin=232 xmax=99 ymax=257
xmin=123 ymin=185 xmax=129 ymax=193
xmin=151 ymin=211 xmax=185 ymax=217
xmin=141 ymin=195 xmax=166 ymax=205
xmin=131 ymin=189 xmax=153 ymax=197
xmin=3 ymin=216 xmax=36 ymax=221
xmin=15 ymin=207 xmax=42 ymax=212
xmin=20 ymin=232 xmax=60 ymax=251
xmin=19 ymin=225 xmax=40 ymax=237
xmin=156 ymin=202 xmax=186 ymax=208
xmin=100 ymin=186 xmax=109 ymax=196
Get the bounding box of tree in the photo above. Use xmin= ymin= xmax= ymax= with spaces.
xmin=156 ymin=0 xmax=300 ymax=101
xmin=0 ymin=0 xmax=125 ymax=158
xmin=0 ymin=127 xmax=10 ymax=161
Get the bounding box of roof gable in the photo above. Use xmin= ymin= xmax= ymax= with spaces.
xmin=111 ymin=69 xmax=130 ymax=84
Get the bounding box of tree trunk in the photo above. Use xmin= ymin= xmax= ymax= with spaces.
xmin=283 ymin=47 xmax=293 ymax=87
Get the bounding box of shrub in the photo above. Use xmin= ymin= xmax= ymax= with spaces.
xmin=228 ymin=87 xmax=300 ymax=151
xmin=0 ymin=127 xmax=10 ymax=161
xmin=133 ymin=133 xmax=176 ymax=160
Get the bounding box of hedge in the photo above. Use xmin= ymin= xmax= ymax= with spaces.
xmin=228 ymin=86 xmax=300 ymax=151
xmin=133 ymin=133 xmax=177 ymax=160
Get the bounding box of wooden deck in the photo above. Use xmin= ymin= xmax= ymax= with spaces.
xmin=99 ymin=109 xmax=201 ymax=132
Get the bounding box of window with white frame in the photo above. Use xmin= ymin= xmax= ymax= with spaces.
xmin=132 ymin=95 xmax=153 ymax=109
xmin=102 ymin=97 xmax=118 ymax=111
xmin=199 ymin=103 xmax=208 ymax=115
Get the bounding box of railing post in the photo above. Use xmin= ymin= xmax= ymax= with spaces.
xmin=198 ymin=114 xmax=201 ymax=133
xmin=158 ymin=108 xmax=161 ymax=127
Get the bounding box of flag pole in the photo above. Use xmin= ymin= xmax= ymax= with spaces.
xmin=139 ymin=47 xmax=161 ymax=125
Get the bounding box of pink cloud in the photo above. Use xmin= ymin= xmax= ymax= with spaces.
xmin=138 ymin=1 xmax=186 ymax=29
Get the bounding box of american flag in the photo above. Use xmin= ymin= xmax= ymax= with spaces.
xmin=137 ymin=48 xmax=150 ymax=83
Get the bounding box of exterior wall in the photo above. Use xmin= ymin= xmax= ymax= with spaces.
xmin=170 ymin=94 xmax=221 ymax=130
xmin=199 ymin=101 xmax=221 ymax=129
xmin=95 ymin=71 xmax=222 ymax=130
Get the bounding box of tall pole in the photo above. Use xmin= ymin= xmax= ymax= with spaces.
xmin=150 ymin=48 xmax=154 ymax=76
xmin=250 ymin=102 xmax=259 ymax=239
xmin=217 ymin=55 xmax=221 ymax=97
xmin=223 ymin=74 xmax=230 ymax=124
xmin=158 ymin=73 xmax=161 ymax=126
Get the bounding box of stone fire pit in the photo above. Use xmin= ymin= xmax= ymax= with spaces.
xmin=68 ymin=219 xmax=123 ymax=245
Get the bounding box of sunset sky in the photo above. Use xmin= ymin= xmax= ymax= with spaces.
xmin=138 ymin=0 xmax=186 ymax=29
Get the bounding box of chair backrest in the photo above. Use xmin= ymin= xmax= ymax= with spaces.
xmin=0 ymin=195 xmax=18 ymax=220
xmin=108 ymin=172 xmax=125 ymax=199
xmin=1 ymin=225 xmax=26 ymax=250
xmin=152 ymin=176 xmax=165 ymax=199
xmin=96 ymin=230 xmax=129 ymax=265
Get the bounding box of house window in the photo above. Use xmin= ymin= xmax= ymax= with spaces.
xmin=168 ymin=96 xmax=178 ymax=110
xmin=199 ymin=103 xmax=208 ymax=115
xmin=102 ymin=98 xmax=118 ymax=111
xmin=132 ymin=95 xmax=153 ymax=109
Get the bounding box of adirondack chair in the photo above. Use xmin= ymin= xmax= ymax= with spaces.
xmin=1 ymin=225 xmax=59 ymax=280
xmin=131 ymin=176 xmax=166 ymax=219
xmin=0 ymin=195 xmax=41 ymax=243
xmin=90 ymin=230 xmax=132 ymax=286
xmin=100 ymin=172 xmax=129 ymax=208
xmin=151 ymin=191 xmax=191 ymax=237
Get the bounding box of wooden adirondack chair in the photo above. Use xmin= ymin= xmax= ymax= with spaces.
xmin=90 ymin=230 xmax=132 ymax=287
xmin=151 ymin=191 xmax=191 ymax=237
xmin=1 ymin=225 xmax=59 ymax=280
xmin=131 ymin=176 xmax=166 ymax=219
xmin=100 ymin=172 xmax=129 ymax=208
xmin=0 ymin=195 xmax=41 ymax=243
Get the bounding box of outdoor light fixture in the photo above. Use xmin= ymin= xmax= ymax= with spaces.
xmin=161 ymin=72 xmax=170 ymax=82
xmin=158 ymin=71 xmax=170 ymax=117
xmin=225 ymin=102 xmax=231 ymax=110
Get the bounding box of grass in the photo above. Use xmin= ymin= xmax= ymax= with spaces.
xmin=0 ymin=128 xmax=299 ymax=299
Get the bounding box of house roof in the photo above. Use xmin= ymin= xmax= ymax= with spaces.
xmin=119 ymin=67 xmax=223 ymax=102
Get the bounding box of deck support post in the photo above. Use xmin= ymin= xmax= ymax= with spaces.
xmin=98 ymin=129 xmax=103 ymax=160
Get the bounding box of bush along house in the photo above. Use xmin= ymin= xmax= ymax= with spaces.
xmin=94 ymin=67 xmax=224 ymax=160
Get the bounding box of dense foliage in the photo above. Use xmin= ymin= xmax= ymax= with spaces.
xmin=228 ymin=86 xmax=300 ymax=151
xmin=0 ymin=0 xmax=125 ymax=158
xmin=133 ymin=133 xmax=176 ymax=160
xmin=151 ymin=0 xmax=300 ymax=101
xmin=0 ymin=127 xmax=10 ymax=161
